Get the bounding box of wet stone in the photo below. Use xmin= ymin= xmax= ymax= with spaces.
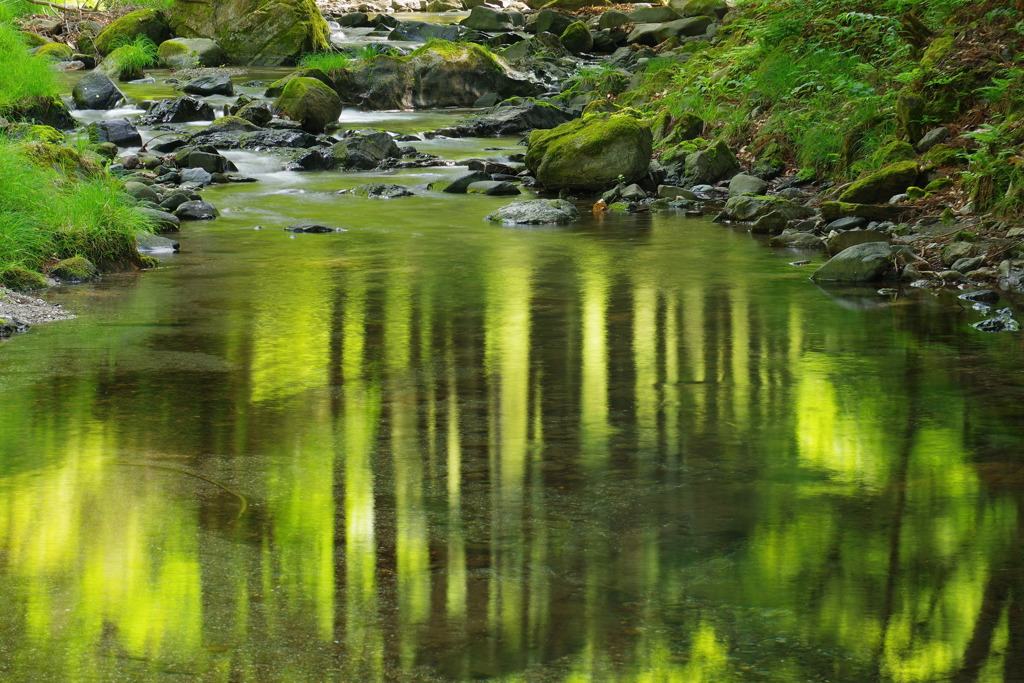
xmin=285 ymin=223 xmax=344 ymax=233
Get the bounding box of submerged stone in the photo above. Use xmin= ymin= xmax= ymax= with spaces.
xmin=485 ymin=198 xmax=580 ymax=224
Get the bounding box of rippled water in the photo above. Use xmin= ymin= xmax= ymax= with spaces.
xmin=3 ymin=70 xmax=1024 ymax=681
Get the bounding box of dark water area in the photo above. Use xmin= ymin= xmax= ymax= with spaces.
xmin=2 ymin=71 xmax=1024 ymax=682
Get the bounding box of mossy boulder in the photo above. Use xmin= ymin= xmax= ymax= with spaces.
xmin=0 ymin=266 xmax=48 ymax=292
xmin=811 ymin=242 xmax=896 ymax=282
xmin=5 ymin=98 xmax=76 ymax=130
xmin=838 ymin=160 xmax=920 ymax=204
xmin=871 ymin=140 xmax=916 ymax=167
xmin=94 ymin=9 xmax=172 ymax=56
xmin=157 ymin=38 xmax=225 ymax=68
xmin=668 ymin=0 xmax=728 ymax=18
xmin=36 ymin=42 xmax=73 ymax=61
xmin=21 ymin=32 xmax=50 ymax=48
xmin=206 ymin=115 xmax=260 ymax=133
xmin=525 ymin=114 xmax=652 ymax=192
xmin=0 ymin=123 xmax=65 ymax=144
xmin=336 ymin=41 xmax=540 ymax=110
xmin=273 ymin=76 xmax=342 ymax=133
xmin=264 ymin=68 xmax=333 ymax=97
xmin=168 ymin=0 xmax=329 ymax=66
xmin=682 ymin=139 xmax=739 ymax=185
xmin=560 ymin=21 xmax=593 ymax=55
xmin=722 ymin=195 xmax=812 ymax=222
xmin=922 ymin=143 xmax=965 ymax=167
xmin=50 ymin=256 xmax=99 ymax=283
xmin=819 ymin=201 xmax=914 ymax=223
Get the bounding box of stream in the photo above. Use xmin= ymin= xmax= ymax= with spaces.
xmin=1 ymin=59 xmax=1024 ymax=681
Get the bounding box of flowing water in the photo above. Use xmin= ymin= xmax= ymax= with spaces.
xmin=3 ymin=70 xmax=1024 ymax=682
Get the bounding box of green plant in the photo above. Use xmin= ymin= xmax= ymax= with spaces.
xmin=0 ymin=24 xmax=60 ymax=115
xmin=104 ymin=35 xmax=157 ymax=81
xmin=299 ymin=50 xmax=352 ymax=75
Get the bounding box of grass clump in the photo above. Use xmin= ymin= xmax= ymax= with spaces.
xmin=0 ymin=24 xmax=61 ymax=116
xmin=101 ymin=35 xmax=157 ymax=81
xmin=0 ymin=137 xmax=155 ymax=279
xmin=298 ymin=51 xmax=352 ymax=75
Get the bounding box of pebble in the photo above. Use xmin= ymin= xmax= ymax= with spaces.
xmin=0 ymin=287 xmax=74 ymax=329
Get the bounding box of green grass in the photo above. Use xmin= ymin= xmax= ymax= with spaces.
xmin=0 ymin=24 xmax=61 ymax=115
xmin=0 ymin=138 xmax=154 ymax=277
xmin=299 ymin=51 xmax=352 ymax=75
xmin=104 ymin=35 xmax=157 ymax=80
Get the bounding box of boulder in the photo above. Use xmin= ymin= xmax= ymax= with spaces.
xmin=668 ymin=0 xmax=728 ymax=18
xmin=50 ymin=256 xmax=98 ymax=283
xmin=722 ymin=195 xmax=812 ymax=222
xmin=87 ymin=118 xmax=142 ymax=147
xmin=136 ymin=231 xmax=180 ymax=253
xmin=71 ymin=71 xmax=124 ymax=109
xmin=124 ymin=181 xmax=160 ymax=203
xmin=485 ymin=199 xmax=580 ymax=224
xmin=286 ymin=222 xmax=342 ymax=233
xmin=467 ymin=180 xmax=520 ymax=195
xmin=181 ymin=167 xmax=213 ymax=185
xmin=351 ymin=183 xmax=415 ymax=198
xmin=181 ymin=74 xmax=234 ymax=96
xmin=727 ymin=173 xmax=767 ymax=197
xmin=143 ymin=95 xmax=215 ymax=123
xmin=138 ymin=207 xmax=181 ymax=232
xmin=525 ymin=114 xmax=652 ymax=192
xmin=819 ymin=201 xmax=914 ymax=223
xmin=335 ymin=40 xmax=539 ymax=110
xmin=389 ymin=20 xmax=463 ymax=41
xmin=430 ymin=170 xmax=491 ymax=193
xmin=273 ymin=77 xmax=342 ymax=134
xmin=157 ymin=38 xmax=225 ymax=68
xmin=178 ymin=147 xmax=237 ymax=173
xmin=452 ymin=98 xmax=575 ymax=136
xmin=626 ymin=6 xmax=680 ymax=22
xmin=168 ymin=0 xmax=329 ymax=65
xmin=824 ymin=229 xmax=890 ymax=256
xmin=332 ymin=130 xmax=401 ymax=169
xmin=6 ymin=99 xmax=76 ymax=129
xmin=264 ymin=68 xmax=334 ymax=98
xmin=655 ymin=16 xmax=714 ymax=41
xmin=769 ymin=231 xmax=825 ymax=249
xmin=36 ymin=42 xmax=73 ymax=61
xmin=811 ymin=242 xmax=896 ymax=282
xmin=460 ymin=6 xmax=514 ymax=31
xmin=204 ymin=115 xmax=260 ymax=133
xmin=838 ymin=160 xmax=920 ymax=204
xmin=532 ymin=10 xmax=575 ymax=36
xmin=94 ymin=9 xmax=172 ymax=55
xmin=174 ymin=200 xmax=219 ymax=220
xmin=681 ymin=139 xmax=740 ymax=185
xmin=236 ymin=101 xmax=273 ymax=126
xmin=625 ymin=23 xmax=663 ymax=46
xmin=560 ymin=21 xmax=593 ymax=54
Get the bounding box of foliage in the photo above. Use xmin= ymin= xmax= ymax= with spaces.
xmin=0 ymin=24 xmax=60 ymax=115
xmin=0 ymin=137 xmax=154 ymax=277
xmin=299 ymin=50 xmax=351 ymax=75
xmin=105 ymin=35 xmax=157 ymax=79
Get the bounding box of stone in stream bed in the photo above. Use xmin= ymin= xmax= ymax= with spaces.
xmin=350 ymin=183 xmax=415 ymax=199
xmin=285 ymin=223 xmax=345 ymax=233
xmin=174 ymin=200 xmax=219 ymax=221
xmin=180 ymin=74 xmax=234 ymax=96
xmin=467 ymin=181 xmax=521 ymax=196
xmin=72 ymin=71 xmax=124 ymax=110
xmin=485 ymin=199 xmax=580 ymax=225
xmin=87 ymin=118 xmax=142 ymax=147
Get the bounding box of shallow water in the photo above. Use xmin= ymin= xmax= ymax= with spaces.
xmin=3 ymin=71 xmax=1024 ymax=682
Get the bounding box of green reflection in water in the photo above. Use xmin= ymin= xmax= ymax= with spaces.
xmin=0 ymin=170 xmax=1023 ymax=681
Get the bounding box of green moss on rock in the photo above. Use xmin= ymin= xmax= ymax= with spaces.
xmin=871 ymin=140 xmax=916 ymax=167
xmin=265 ymin=67 xmax=333 ymax=97
xmin=50 ymin=256 xmax=99 ymax=283
xmin=94 ymin=9 xmax=171 ymax=56
xmin=274 ymin=76 xmax=342 ymax=134
xmin=0 ymin=266 xmax=48 ymax=292
xmin=560 ymin=21 xmax=592 ymax=55
xmin=838 ymin=160 xmax=920 ymax=204
xmin=923 ymin=144 xmax=965 ymax=167
xmin=36 ymin=42 xmax=73 ymax=61
xmin=526 ymin=113 xmax=652 ymax=192
xmin=925 ymin=176 xmax=953 ymax=192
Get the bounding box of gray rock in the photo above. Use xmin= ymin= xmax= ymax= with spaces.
xmin=174 ymin=200 xmax=219 ymax=220
xmin=533 ymin=10 xmax=575 ymax=36
xmin=451 ymin=98 xmax=575 ymax=136
xmin=625 ymin=23 xmax=663 ymax=46
xmin=473 ymin=93 xmax=500 ymax=107
xmin=143 ymin=96 xmax=215 ymax=124
xmin=485 ymin=198 xmax=580 ymax=224
xmin=72 ymin=71 xmax=124 ymax=110
xmin=136 ymin=231 xmax=180 ymax=253
xmin=824 ymin=229 xmax=889 ymax=256
xmin=769 ymin=231 xmax=824 ymax=249
xmin=598 ymin=10 xmax=630 ymax=29
xmin=159 ymin=192 xmax=193 ymax=212
xmin=138 ymin=207 xmax=181 ymax=232
xmin=826 ymin=216 xmax=867 ymax=230
xmin=157 ymin=38 xmax=225 ymax=68
xmin=973 ymin=308 xmax=1020 ymax=332
xmin=658 ymin=185 xmax=697 ymax=200
xmin=351 ymin=183 xmax=415 ymax=198
xmin=181 ymin=74 xmax=234 ymax=96
xmin=940 ymin=241 xmax=980 ymax=266
xmin=332 ymin=131 xmax=401 ymax=170
xmin=620 ymin=183 xmax=647 ymax=200
xmin=467 ymin=180 xmax=521 ymax=196
xmin=811 ymin=242 xmax=896 ymax=282
xmin=915 ymin=126 xmax=949 ymax=154
xmin=461 ymin=6 xmax=514 ymax=31
xmin=722 ymin=195 xmax=812 ymax=221
xmin=627 ymin=6 xmax=680 ymax=22
xmin=952 ymin=255 xmax=986 ymax=273
xmin=180 ymin=149 xmax=236 ymax=174
xmin=727 ymin=173 xmax=767 ymax=197
xmin=655 ymin=16 xmax=714 ymax=41
xmin=125 ymin=181 xmax=161 ymax=203
xmin=88 ymin=118 xmax=141 ymax=147
xmin=181 ymin=168 xmax=213 ymax=185
xmin=432 ymin=170 xmax=491 ymax=193
xmin=683 ymin=140 xmax=739 ymax=185
xmin=750 ymin=211 xmax=789 ymax=234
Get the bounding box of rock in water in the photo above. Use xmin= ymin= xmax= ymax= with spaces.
xmin=87 ymin=118 xmax=142 ymax=147
xmin=485 ymin=199 xmax=580 ymax=224
xmin=351 ymin=183 xmax=415 ymax=199
xmin=94 ymin=9 xmax=172 ymax=55
xmin=157 ymin=38 xmax=225 ymax=68
xmin=168 ymin=0 xmax=329 ymax=66
xmin=525 ymin=114 xmax=651 ymax=192
xmin=973 ymin=308 xmax=1020 ymax=332
xmin=274 ymin=77 xmax=342 ymax=134
xmin=286 ymin=223 xmax=344 ymax=233
xmin=811 ymin=242 xmax=896 ymax=282
xmin=72 ymin=71 xmax=124 ymax=110
xmin=181 ymin=74 xmax=234 ymax=97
